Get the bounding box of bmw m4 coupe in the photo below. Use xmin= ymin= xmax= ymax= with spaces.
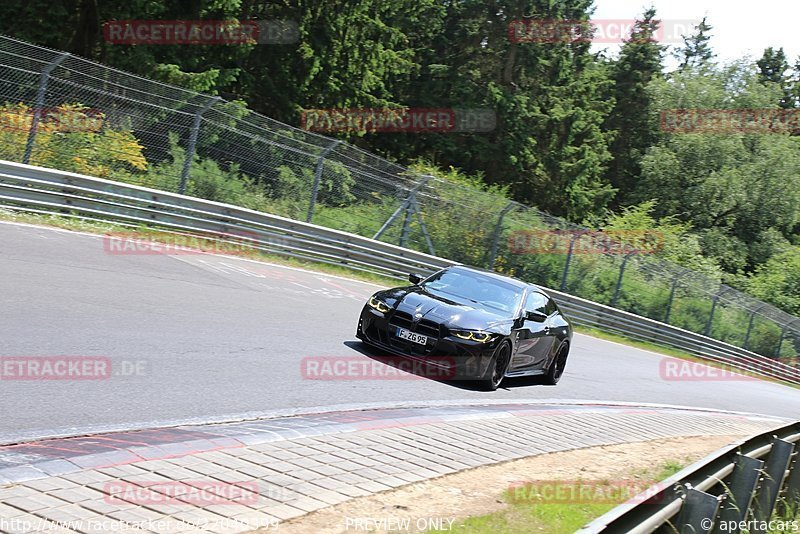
xmin=356 ymin=266 xmax=572 ymax=390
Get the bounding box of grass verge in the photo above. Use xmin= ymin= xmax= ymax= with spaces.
xmin=450 ymin=461 xmax=686 ymax=534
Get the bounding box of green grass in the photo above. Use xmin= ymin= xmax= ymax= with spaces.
xmin=450 ymin=460 xmax=688 ymax=534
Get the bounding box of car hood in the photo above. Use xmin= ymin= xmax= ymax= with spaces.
xmin=378 ymin=287 xmax=514 ymax=331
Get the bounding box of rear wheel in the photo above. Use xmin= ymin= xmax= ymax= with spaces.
xmin=543 ymin=343 xmax=569 ymax=385
xmin=479 ymin=342 xmax=511 ymax=391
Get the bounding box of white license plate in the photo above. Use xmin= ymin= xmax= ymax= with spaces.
xmin=396 ymin=327 xmax=428 ymax=345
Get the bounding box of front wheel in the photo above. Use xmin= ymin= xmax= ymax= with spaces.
xmin=543 ymin=343 xmax=569 ymax=385
xmin=478 ymin=342 xmax=511 ymax=391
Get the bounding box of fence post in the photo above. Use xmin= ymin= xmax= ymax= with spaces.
xmin=373 ymin=176 xmax=435 ymax=255
xmin=306 ymin=139 xmax=342 ymax=223
xmin=178 ymin=96 xmax=221 ymax=195
xmin=704 ymin=289 xmax=723 ymax=337
xmin=611 ymin=250 xmax=637 ymax=308
xmin=487 ymin=202 xmax=516 ymax=269
xmin=560 ymin=229 xmax=589 ymax=291
xmin=664 ymin=271 xmax=684 ymax=324
xmin=743 ymin=304 xmax=767 ymax=351
xmin=22 ymin=52 xmax=69 ymax=165
xmin=775 ymin=319 xmax=800 ymax=358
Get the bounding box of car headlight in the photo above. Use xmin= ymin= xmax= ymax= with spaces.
xmin=368 ymin=296 xmax=391 ymax=313
xmin=452 ymin=330 xmax=494 ymax=343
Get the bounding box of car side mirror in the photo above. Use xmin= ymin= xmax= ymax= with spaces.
xmin=525 ymin=310 xmax=548 ymax=323
xmin=409 ymin=273 xmax=423 ymax=285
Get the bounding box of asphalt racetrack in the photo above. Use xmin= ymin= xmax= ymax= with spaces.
xmin=1 ymin=222 xmax=799 ymax=443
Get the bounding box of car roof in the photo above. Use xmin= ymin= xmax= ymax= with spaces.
xmin=444 ymin=265 xmax=537 ymax=292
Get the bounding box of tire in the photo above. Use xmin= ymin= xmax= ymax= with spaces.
xmin=543 ymin=343 xmax=569 ymax=385
xmin=478 ymin=342 xmax=512 ymax=391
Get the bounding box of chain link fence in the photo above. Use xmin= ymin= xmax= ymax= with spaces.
xmin=0 ymin=34 xmax=797 ymax=361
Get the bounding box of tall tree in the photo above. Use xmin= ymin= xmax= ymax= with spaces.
xmin=604 ymin=7 xmax=664 ymax=205
xmin=757 ymin=47 xmax=793 ymax=108
xmin=676 ymin=16 xmax=714 ymax=71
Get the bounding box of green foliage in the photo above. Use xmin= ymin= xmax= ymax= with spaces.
xmin=0 ymin=0 xmax=798 ymax=357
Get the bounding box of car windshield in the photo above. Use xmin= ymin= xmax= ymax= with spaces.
xmin=420 ymin=269 xmax=522 ymax=313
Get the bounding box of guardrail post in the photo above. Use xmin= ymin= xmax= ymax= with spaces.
xmin=778 ymin=446 xmax=800 ymax=516
xmin=560 ymin=229 xmax=589 ymax=291
xmin=22 ymin=52 xmax=69 ymax=165
xmin=178 ymin=95 xmax=221 ymax=195
xmin=783 ymin=448 xmax=800 ymax=515
xmin=714 ymin=455 xmax=764 ymax=533
xmin=752 ymin=438 xmax=794 ymax=534
xmin=486 ymin=202 xmax=517 ymax=269
xmin=675 ymin=486 xmax=722 ymax=534
xmin=306 ymin=139 xmax=342 ymax=223
xmin=611 ymin=250 xmax=637 ymax=308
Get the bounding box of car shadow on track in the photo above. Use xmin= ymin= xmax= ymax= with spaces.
xmin=344 ymin=341 xmax=550 ymax=391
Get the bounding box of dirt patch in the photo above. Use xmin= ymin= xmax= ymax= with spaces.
xmin=263 ymin=434 xmax=743 ymax=533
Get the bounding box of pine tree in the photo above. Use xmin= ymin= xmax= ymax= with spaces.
xmin=604 ymin=8 xmax=664 ymax=205
xmin=757 ymin=48 xmax=794 ymax=108
xmin=676 ymin=17 xmax=714 ymax=71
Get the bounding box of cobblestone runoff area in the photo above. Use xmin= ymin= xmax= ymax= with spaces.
xmin=0 ymin=401 xmax=790 ymax=533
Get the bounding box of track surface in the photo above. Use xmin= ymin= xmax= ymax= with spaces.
xmin=1 ymin=222 xmax=799 ymax=443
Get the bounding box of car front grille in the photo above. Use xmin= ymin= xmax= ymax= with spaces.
xmin=387 ymin=310 xmax=441 ymax=355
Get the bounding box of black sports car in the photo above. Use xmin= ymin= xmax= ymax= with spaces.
xmin=356 ymin=265 xmax=573 ymax=390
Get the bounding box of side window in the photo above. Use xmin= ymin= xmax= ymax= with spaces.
xmin=544 ymin=298 xmax=558 ymax=316
xmin=524 ymin=292 xmax=548 ymax=314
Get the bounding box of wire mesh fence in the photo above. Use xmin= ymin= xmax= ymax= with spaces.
xmin=0 ymin=33 xmax=797 ymax=361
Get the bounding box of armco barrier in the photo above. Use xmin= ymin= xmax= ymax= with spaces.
xmin=0 ymin=159 xmax=798 ymax=385
xmin=579 ymin=420 xmax=800 ymax=533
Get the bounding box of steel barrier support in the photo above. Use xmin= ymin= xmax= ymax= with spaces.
xmin=675 ymin=486 xmax=722 ymax=534
xmin=714 ymin=455 xmax=764 ymax=533
xmin=752 ymin=438 xmax=794 ymax=534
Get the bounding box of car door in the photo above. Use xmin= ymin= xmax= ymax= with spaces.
xmin=510 ymin=290 xmax=557 ymax=373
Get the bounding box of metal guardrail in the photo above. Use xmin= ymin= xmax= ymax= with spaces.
xmin=0 ymin=159 xmax=798 ymax=386
xmin=580 ymin=420 xmax=800 ymax=533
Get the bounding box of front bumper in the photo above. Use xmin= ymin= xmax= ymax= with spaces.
xmin=355 ymin=306 xmax=500 ymax=381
